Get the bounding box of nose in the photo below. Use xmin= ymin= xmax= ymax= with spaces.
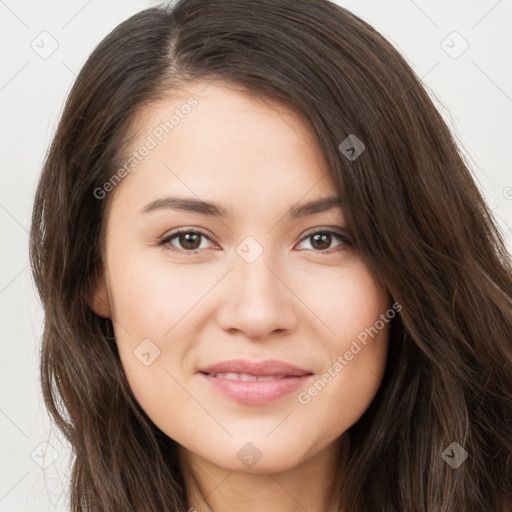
xmin=216 ymin=248 xmax=299 ymax=341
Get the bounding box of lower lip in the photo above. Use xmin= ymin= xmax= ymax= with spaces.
xmin=199 ymin=373 xmax=313 ymax=405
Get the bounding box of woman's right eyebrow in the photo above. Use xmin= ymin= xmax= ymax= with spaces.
xmin=139 ymin=196 xmax=228 ymax=218
xmin=139 ymin=195 xmax=345 ymax=220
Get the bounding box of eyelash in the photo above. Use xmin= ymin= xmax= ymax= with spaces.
xmin=157 ymin=228 xmax=352 ymax=256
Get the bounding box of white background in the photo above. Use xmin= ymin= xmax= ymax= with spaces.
xmin=1 ymin=0 xmax=511 ymax=510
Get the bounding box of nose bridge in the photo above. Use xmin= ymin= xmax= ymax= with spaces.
xmin=234 ymin=234 xmax=283 ymax=303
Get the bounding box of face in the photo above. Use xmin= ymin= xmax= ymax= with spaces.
xmin=92 ymin=80 xmax=391 ymax=475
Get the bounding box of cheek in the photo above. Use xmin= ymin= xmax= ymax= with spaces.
xmin=107 ymin=254 xmax=207 ymax=340
xmin=106 ymin=256 xmax=202 ymax=435
xmin=330 ymin=266 xmax=390 ymax=381
xmin=305 ymin=262 xmax=389 ymax=347
xmin=104 ymin=254 xmax=185 ymax=380
xmin=295 ymin=265 xmax=390 ymax=433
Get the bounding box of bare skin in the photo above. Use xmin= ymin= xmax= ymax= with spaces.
xmin=91 ymin=80 xmax=391 ymax=512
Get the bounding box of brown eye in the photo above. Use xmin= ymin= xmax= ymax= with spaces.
xmin=159 ymin=229 xmax=214 ymax=254
xmin=310 ymin=233 xmax=333 ymax=251
xmin=176 ymin=232 xmax=202 ymax=251
xmin=297 ymin=230 xmax=352 ymax=253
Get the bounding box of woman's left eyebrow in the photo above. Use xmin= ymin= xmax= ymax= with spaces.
xmin=139 ymin=195 xmax=345 ymax=220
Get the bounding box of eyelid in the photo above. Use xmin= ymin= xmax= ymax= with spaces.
xmin=299 ymin=226 xmax=351 ymax=241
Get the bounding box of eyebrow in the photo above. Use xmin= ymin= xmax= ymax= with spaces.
xmin=140 ymin=195 xmax=345 ymax=220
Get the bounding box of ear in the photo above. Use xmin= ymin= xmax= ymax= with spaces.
xmin=89 ymin=268 xmax=112 ymax=318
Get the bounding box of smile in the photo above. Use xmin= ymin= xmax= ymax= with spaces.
xmin=197 ymin=359 xmax=314 ymax=405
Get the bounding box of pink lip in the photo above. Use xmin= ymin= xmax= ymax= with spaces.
xmin=198 ymin=358 xmax=314 ymax=405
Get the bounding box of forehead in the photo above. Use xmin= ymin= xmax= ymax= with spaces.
xmin=109 ymin=80 xmax=337 ymax=216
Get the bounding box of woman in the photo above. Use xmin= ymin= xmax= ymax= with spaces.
xmin=29 ymin=0 xmax=512 ymax=510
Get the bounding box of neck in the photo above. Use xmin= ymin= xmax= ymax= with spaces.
xmin=179 ymin=434 xmax=349 ymax=512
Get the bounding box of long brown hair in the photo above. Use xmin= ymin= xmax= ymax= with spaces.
xmin=29 ymin=0 xmax=512 ymax=510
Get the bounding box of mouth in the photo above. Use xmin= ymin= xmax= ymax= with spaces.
xmin=202 ymin=372 xmax=291 ymax=381
xmin=197 ymin=359 xmax=314 ymax=405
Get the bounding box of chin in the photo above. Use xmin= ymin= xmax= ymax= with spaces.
xmin=202 ymin=437 xmax=310 ymax=474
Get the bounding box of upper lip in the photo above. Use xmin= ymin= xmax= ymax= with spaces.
xmin=199 ymin=358 xmax=313 ymax=377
